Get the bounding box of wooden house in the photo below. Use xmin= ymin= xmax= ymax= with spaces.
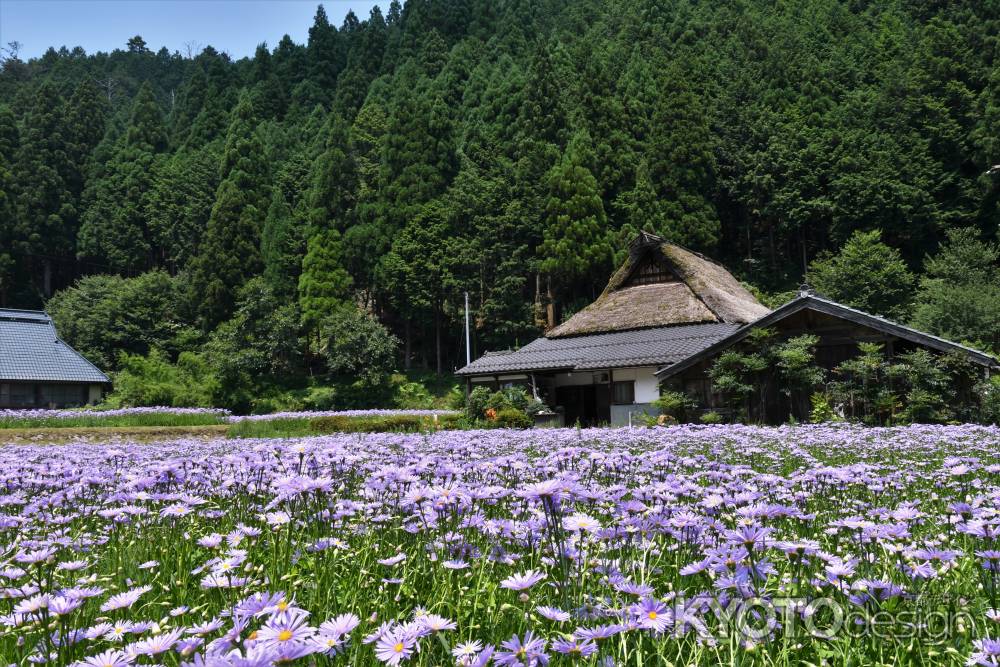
xmin=0 ymin=309 xmax=110 ymax=409
xmin=656 ymin=286 xmax=999 ymax=422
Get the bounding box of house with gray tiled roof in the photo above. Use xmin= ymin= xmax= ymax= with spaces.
xmin=0 ymin=309 xmax=110 ymax=408
xmin=457 ymin=232 xmax=770 ymax=425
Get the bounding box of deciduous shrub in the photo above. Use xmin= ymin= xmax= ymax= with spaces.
xmin=465 ymin=386 xmax=536 ymax=428
xmin=653 ymin=390 xmax=697 ymax=422
xmin=308 ymin=413 xmax=460 ymax=433
xmin=395 ymin=382 xmax=434 ymax=409
xmin=318 ymin=306 xmax=398 ymax=387
xmin=809 ymin=392 xmax=838 ymax=423
xmin=466 ymin=386 xmax=492 ymax=420
xmin=486 ymin=387 xmax=530 ymax=413
xmin=494 ymin=408 xmax=533 ymax=429
xmin=708 ymin=330 xmax=823 ymax=422
xmin=700 ymin=411 xmax=723 ymax=424
xmin=106 ymin=349 xmax=217 ymax=408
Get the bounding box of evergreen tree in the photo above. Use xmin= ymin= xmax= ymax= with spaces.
xmin=77 ymin=82 xmax=167 ymax=272
xmin=298 ymin=228 xmax=352 ymax=331
xmin=261 ymin=189 xmax=304 ymax=299
xmin=14 ymin=82 xmax=73 ymax=298
xmin=0 ymin=105 xmax=19 ymax=305
xmin=62 ymin=78 xmax=107 ymax=198
xmin=911 ymin=227 xmax=1000 ymax=351
xmin=250 ymin=42 xmax=287 ymax=120
xmin=304 ymin=4 xmax=341 ymax=108
xmin=379 ymin=199 xmax=461 ymax=373
xmin=517 ymin=43 xmax=566 ymax=148
xmin=809 ymin=230 xmax=915 ymax=320
xmin=381 ymin=90 xmax=456 ymax=217
xmin=171 ymin=66 xmax=208 ymax=147
xmin=613 ymin=158 xmax=668 ymax=256
xmin=145 ymin=148 xmax=219 ymax=271
xmin=125 ymin=82 xmax=167 ymax=152
xmin=344 ymin=101 xmax=389 ymax=293
xmin=308 ymin=113 xmax=356 ymax=233
xmin=189 ymin=91 xmax=269 ymax=328
xmin=646 ymin=65 xmax=719 ymax=249
xmin=539 ymin=131 xmax=612 ymax=296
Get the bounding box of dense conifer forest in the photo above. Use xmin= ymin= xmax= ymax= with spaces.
xmin=2 ymin=0 xmax=1000 ymax=410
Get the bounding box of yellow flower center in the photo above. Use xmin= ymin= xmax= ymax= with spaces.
xmin=278 ymin=629 xmax=293 ymax=641
xmin=648 ymin=611 xmax=658 ymax=620
xmin=248 ymin=630 xmax=258 ymax=640
xmin=394 ymin=642 xmax=404 ymax=653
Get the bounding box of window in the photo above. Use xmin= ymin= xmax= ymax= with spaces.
xmin=9 ymin=384 xmax=34 ymax=407
xmin=624 ymin=256 xmax=674 ymax=286
xmin=612 ymin=381 xmax=635 ymax=405
xmin=39 ymin=384 xmax=86 ymax=408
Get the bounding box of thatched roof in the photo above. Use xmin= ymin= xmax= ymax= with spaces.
xmin=546 ymin=233 xmax=770 ymax=338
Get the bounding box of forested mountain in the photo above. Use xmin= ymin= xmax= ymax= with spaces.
xmin=2 ymin=0 xmax=1000 ymax=409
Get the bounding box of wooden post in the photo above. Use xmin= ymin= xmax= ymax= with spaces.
xmin=608 ymin=368 xmax=615 ymax=425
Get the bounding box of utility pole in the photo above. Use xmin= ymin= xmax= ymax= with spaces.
xmin=464 ymin=291 xmax=471 ymax=366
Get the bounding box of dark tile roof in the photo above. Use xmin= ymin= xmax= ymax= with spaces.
xmin=0 ymin=309 xmax=110 ymax=383
xmin=456 ymin=323 xmax=741 ymax=376
xmin=655 ymin=293 xmax=1000 ymax=379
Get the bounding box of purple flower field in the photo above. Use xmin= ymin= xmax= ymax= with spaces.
xmin=0 ymin=408 xmax=231 ymax=420
xmin=0 ymin=407 xmax=459 ymax=431
xmin=4 ymin=424 xmax=1000 ymax=666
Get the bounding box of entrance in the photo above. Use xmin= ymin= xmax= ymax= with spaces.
xmin=556 ymin=384 xmax=611 ymax=426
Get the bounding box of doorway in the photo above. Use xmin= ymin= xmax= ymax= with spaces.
xmin=556 ymin=384 xmax=611 ymax=426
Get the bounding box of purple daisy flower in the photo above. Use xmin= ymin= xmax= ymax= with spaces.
xmin=100 ymin=585 xmax=152 ymax=613
xmin=73 ymin=649 xmax=132 ymax=667
xmin=255 ymin=609 xmax=316 ymax=648
xmin=536 ymin=605 xmax=571 ymax=622
xmin=495 ymin=630 xmax=548 ymax=666
xmin=501 ymin=569 xmax=547 ymax=591
xmin=374 ymin=627 xmax=417 ymax=665
xmin=632 ymin=598 xmax=672 ymax=633
xmin=551 ymin=637 xmax=598 ymax=658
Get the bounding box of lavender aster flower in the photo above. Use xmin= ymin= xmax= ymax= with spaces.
xmin=374 ymin=627 xmax=417 ymax=665
xmin=501 ymin=569 xmax=546 ymax=591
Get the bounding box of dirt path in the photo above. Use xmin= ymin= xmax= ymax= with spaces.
xmin=0 ymin=424 xmax=229 ymax=445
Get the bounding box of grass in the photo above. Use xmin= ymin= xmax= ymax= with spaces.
xmin=0 ymin=411 xmax=464 ymax=442
xmin=0 ymin=424 xmax=229 ymax=444
xmin=226 ymin=412 xmax=463 ymax=439
xmin=226 ymin=417 xmax=314 ymax=439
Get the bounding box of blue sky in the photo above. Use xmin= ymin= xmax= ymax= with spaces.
xmin=0 ymin=0 xmax=381 ymax=60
